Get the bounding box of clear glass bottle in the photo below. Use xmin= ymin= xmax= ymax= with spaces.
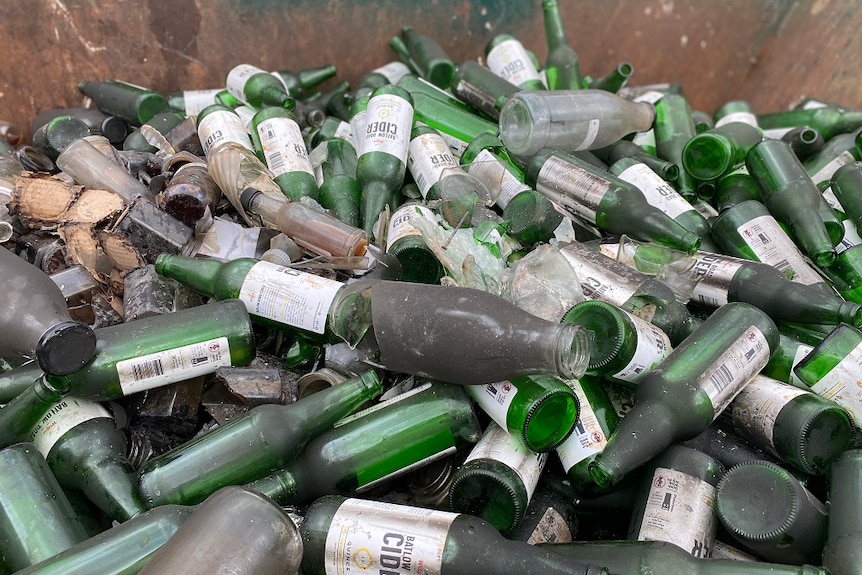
xmin=137 ymin=371 xmax=381 ymax=507
xmin=715 ymin=460 xmax=828 ymax=565
xmin=298 ymin=495 xmax=607 ymax=575
xmin=370 ymin=280 xmax=591 ymax=385
xmin=589 ymin=302 xmax=779 ymax=491
xmin=499 ymin=90 xmax=654 ymax=156
xmin=0 ymin=246 xmax=96 ymax=376
xmin=448 ymin=422 xmax=548 ymax=535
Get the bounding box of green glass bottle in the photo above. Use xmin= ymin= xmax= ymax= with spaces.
xmin=385 ymin=201 xmax=444 ymax=284
xmin=250 ymin=106 xmax=318 ymax=201
xmin=831 ymin=161 xmax=862 ymax=232
xmin=793 ymin=323 xmax=862 ymax=427
xmin=542 ymin=540 xmax=829 ymax=575
xmin=783 ymin=126 xmax=825 ymax=162
xmin=195 ymin=103 xmax=254 ymax=159
xmin=555 ymin=376 xmax=619 ymax=493
xmin=716 ymin=460 xmax=827 ymax=565
xmin=757 ymin=105 xmax=862 ymax=140
xmin=137 ymin=486 xmax=301 ymax=575
xmin=310 ymin=115 xmax=353 ymax=147
xmin=369 ymin=281 xmax=591 ymax=385
xmin=682 ymin=121 xmax=762 ymax=182
xmin=823 ymin=244 xmax=862 ymax=304
xmin=406 ymin=124 xmax=460 ymax=200
xmin=726 ymin=374 xmax=854 ymax=475
xmin=562 ymin=300 xmax=672 ymax=385
xmin=412 ymin=92 xmax=498 ymax=154
xmin=525 ymin=149 xmax=701 ymax=253
xmin=713 ymin=99 xmax=759 ymax=128
xmin=274 ymin=63 xmax=337 ymax=99
xmin=464 ymin=375 xmax=578 ymax=453
xmin=608 ymin=157 xmax=710 ymax=238
xmin=587 ymin=62 xmax=634 ymax=94
xmin=347 ymin=86 xmax=372 ymax=150
xmin=448 ymin=422 xmax=548 ymax=535
xmin=460 ymin=133 xmax=532 ymax=210
xmin=0 ymin=246 xmax=96 ymax=376
xmin=78 ymin=80 xmax=169 ymax=126
xmin=745 ymin=139 xmax=839 ymax=266
xmin=240 ymin=189 xmax=367 ymax=258
xmin=0 ymin=443 xmax=89 ymax=572
xmin=589 ymin=302 xmax=779 ymax=491
xmin=356 ymin=85 xmax=414 ymax=237
xmin=541 ymin=0 xmax=582 ymax=90
xmin=31 ymin=115 xmax=91 ymax=160
xmin=43 ymin=299 xmax=255 ymax=401
xmin=688 ymin=250 xmax=862 ymax=327
xmin=763 ymin=331 xmax=818 ymax=386
xmin=627 ymin=445 xmax=724 ymax=558
xmin=485 ymin=34 xmax=546 ymax=91
xmin=0 ymin=361 xmax=42 ymax=404
xmin=154 ymin=254 xmax=373 ymax=347
xmin=314 ymin=138 xmax=362 ymax=227
xmin=225 ymin=63 xmax=294 ymax=110
xmin=506 ymin=476 xmax=579 ymax=544
xmin=710 ymin=200 xmax=830 ymax=287
xmin=299 ymin=495 xmax=607 ymax=575
xmin=559 ymin=240 xmax=700 ymax=345
xmin=450 ymin=60 xmax=519 ymax=121
xmin=26 ymin=397 xmax=145 ymax=522
xmin=654 ymin=93 xmax=699 ymax=200
xmin=397 ymin=74 xmax=473 ymax=114
xmin=802 ymin=131 xmax=859 ymax=188
xmin=713 ymin=166 xmax=762 ymax=211
xmin=14 ymin=503 xmax=194 ymax=575
xmin=499 ymin=90 xmax=654 ymax=157
xmin=138 ymin=370 xmax=380 ymax=507
xmin=502 ymin=190 xmax=564 ymax=246
xmin=166 ymin=88 xmax=224 ymax=116
xmin=357 ymin=61 xmax=413 ymax=91
xmin=822 ymin=448 xmax=862 ymax=575
xmin=392 ymin=26 xmax=454 ymax=89
xmin=594 ymin=139 xmax=680 ymax=182
xmin=246 ymin=382 xmax=482 ymax=505
xmin=0 ymin=374 xmax=72 ymax=451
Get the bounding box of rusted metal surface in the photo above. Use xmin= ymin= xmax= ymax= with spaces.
xmin=0 ymin=0 xmax=859 ymax=141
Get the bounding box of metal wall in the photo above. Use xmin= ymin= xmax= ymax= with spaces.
xmin=0 ymin=0 xmax=858 ymax=140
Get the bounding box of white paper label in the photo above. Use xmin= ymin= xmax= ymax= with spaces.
xmin=806 ymin=340 xmax=862 ymax=426
xmin=465 ymin=423 xmax=547 ymax=500
xmin=387 ymin=203 xmax=436 ymax=250
xmin=486 ymin=39 xmax=543 ymax=87
xmin=28 ymin=397 xmax=111 ymax=456
xmin=325 ymin=498 xmax=456 ymax=575
xmin=736 ymin=214 xmax=823 ymax=285
xmin=349 ymin=109 xmax=367 ymax=151
xmin=238 ymin=261 xmax=342 ymax=333
xmin=617 ymin=163 xmax=696 ymax=219
xmin=731 ymin=374 xmax=810 ymax=452
xmin=198 ymin=110 xmax=253 ymax=157
xmin=117 ymin=337 xmax=232 ymax=396
xmin=181 ymin=89 xmax=222 ymax=116
xmin=257 ymin=117 xmax=314 ymax=177
xmin=466 ymin=381 xmax=518 ymax=430
xmin=225 ymin=63 xmax=266 ymax=103
xmin=360 ymin=94 xmax=414 ymax=162
xmin=836 ymin=219 xmax=862 ymax=254
xmin=332 ymin=120 xmax=353 ymax=142
xmin=537 ymin=155 xmax=611 ymax=224
xmin=714 ymin=111 xmax=758 ymax=128
xmin=698 ymin=325 xmax=770 ymax=418
xmin=762 ymin=127 xmax=795 ymax=140
xmin=810 ymin=151 xmax=855 ymax=186
xmin=611 ymin=311 xmax=672 ymax=383
xmin=632 ymin=129 xmax=657 ymax=152
xmin=407 ymin=132 xmax=458 ymax=197
xmin=690 ymin=252 xmax=746 ymax=308
xmin=526 ymin=508 xmax=573 ymax=545
xmin=372 ymin=61 xmax=412 ymax=84
xmin=556 ymin=384 xmax=608 ymax=470
xmin=436 ymin=130 xmax=469 ymax=158
xmin=632 ymin=92 xmax=666 ymax=105
xmin=466 ymin=149 xmax=530 ymax=209
xmin=637 ymin=468 xmax=717 ymax=558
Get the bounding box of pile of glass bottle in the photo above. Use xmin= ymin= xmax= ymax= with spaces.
xmin=0 ymin=1 xmax=860 ymax=574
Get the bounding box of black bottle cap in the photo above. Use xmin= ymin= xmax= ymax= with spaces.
xmin=239 ymin=187 xmax=263 ymax=212
xmin=35 ymin=321 xmax=97 ymax=376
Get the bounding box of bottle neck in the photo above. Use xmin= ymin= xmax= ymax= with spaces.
xmin=542 ymin=0 xmax=569 ymax=51
xmin=154 ymin=254 xmax=221 ymax=298
xmin=81 ymin=454 xmax=147 ymax=522
xmin=554 ymin=323 xmax=591 ymax=380
xmin=247 ymin=468 xmax=298 ymax=505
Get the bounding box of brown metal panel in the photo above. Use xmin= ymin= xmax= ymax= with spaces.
xmin=0 ymin=0 xmax=858 ymax=141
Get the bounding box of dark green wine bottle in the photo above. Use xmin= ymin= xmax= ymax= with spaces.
xmin=682 ymin=121 xmax=762 ymax=182
xmin=450 ymin=60 xmax=519 ymax=120
xmin=542 ymin=0 xmax=583 ymax=90
xmin=78 ymin=80 xmax=169 ymax=126
xmin=822 ymin=448 xmax=862 ymax=575
xmin=393 ymin=26 xmax=455 ymax=89
xmin=225 ymin=63 xmax=294 ymax=110
xmin=654 ymin=93 xmax=699 ymax=200
xmin=314 ymin=138 xmax=362 ymax=227
xmin=273 ymin=63 xmax=337 ymax=99
xmin=485 ymin=34 xmax=546 ymax=91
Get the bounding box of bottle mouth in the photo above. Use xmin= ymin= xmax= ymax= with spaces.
xmin=556 ymin=323 xmax=591 ymax=380
xmin=561 ymin=301 xmax=626 ymax=373
xmin=682 ymin=133 xmax=734 ymax=181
